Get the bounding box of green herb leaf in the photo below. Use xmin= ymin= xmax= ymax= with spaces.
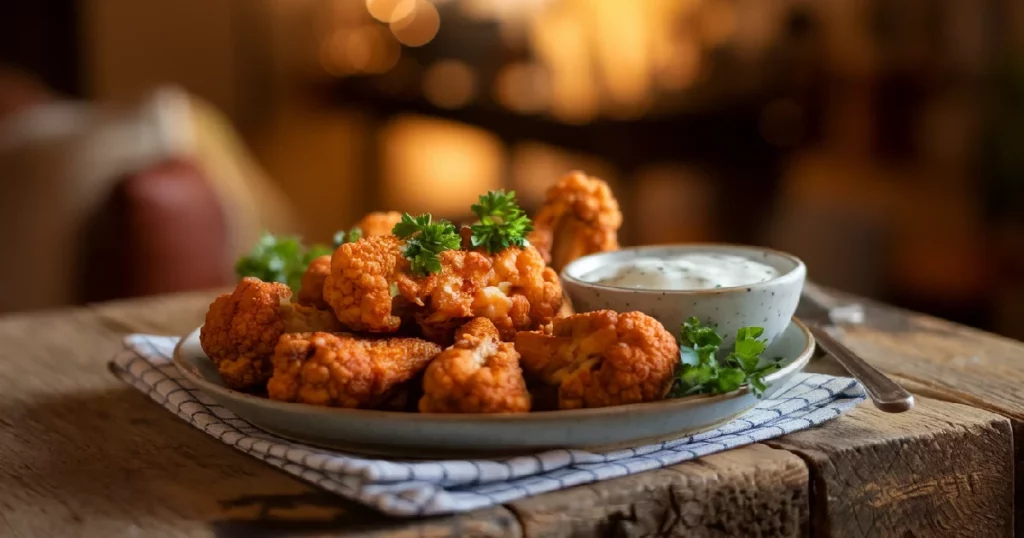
xmin=332 ymin=226 xmax=363 ymax=249
xmin=235 ymin=232 xmax=331 ymax=294
xmin=714 ymin=367 xmax=746 ymax=393
xmin=469 ymin=190 xmax=533 ymax=253
xmin=669 ymin=318 xmax=784 ymax=399
xmin=392 ymin=213 xmax=460 ymax=276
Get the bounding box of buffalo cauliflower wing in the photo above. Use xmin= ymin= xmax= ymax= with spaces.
xmin=355 ymin=211 xmax=403 ymax=237
xmin=515 ymin=310 xmax=679 ymax=409
xmin=419 ymin=318 xmax=530 ymax=414
xmin=323 ymin=235 xmax=562 ymax=343
xmin=296 ymin=213 xmax=401 ymax=309
xmin=527 ymin=171 xmax=622 ymax=273
xmin=267 ymin=332 xmax=441 ymax=408
xmin=297 ymin=254 xmax=332 ymax=310
xmin=200 ymin=277 xmax=343 ymax=390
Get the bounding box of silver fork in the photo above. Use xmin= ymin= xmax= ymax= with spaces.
xmin=796 ymin=282 xmax=914 ymax=413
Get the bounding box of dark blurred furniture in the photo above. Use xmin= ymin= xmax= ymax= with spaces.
xmin=80 ymin=159 xmax=234 ymax=304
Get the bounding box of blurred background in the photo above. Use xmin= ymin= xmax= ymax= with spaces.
xmin=1 ymin=0 xmax=1023 ymax=339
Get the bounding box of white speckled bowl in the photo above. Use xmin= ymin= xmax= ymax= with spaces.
xmin=561 ymin=244 xmax=806 ymax=350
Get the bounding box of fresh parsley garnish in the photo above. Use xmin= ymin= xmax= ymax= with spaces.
xmin=234 ymin=232 xmax=331 ymax=294
xmin=392 ymin=213 xmax=461 ymax=275
xmin=669 ymin=317 xmax=783 ymax=398
xmin=469 ymin=190 xmax=533 ymax=253
xmin=333 ymin=226 xmax=362 ymax=248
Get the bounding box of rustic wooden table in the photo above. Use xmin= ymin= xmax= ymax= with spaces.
xmin=1 ymin=289 xmax=1020 ymax=537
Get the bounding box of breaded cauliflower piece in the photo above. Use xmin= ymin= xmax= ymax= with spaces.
xmin=296 ymin=214 xmax=400 ymax=309
xmin=355 ymin=211 xmax=403 ymax=237
xmin=527 ymin=171 xmax=622 ymax=273
xmin=200 ymin=277 xmax=343 ymax=390
xmin=323 ymin=235 xmax=562 ymax=343
xmin=267 ymin=332 xmax=441 ymax=408
xmin=297 ymin=254 xmax=332 ymax=310
xmin=515 ymin=310 xmax=679 ymax=409
xmin=419 ymin=318 xmax=530 ymax=414
xmin=323 ymin=235 xmax=410 ymax=333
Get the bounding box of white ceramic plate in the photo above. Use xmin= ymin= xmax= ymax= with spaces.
xmin=173 ymin=319 xmax=814 ymax=458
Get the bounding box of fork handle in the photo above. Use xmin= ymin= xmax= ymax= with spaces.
xmin=805 ymin=322 xmax=915 ymax=413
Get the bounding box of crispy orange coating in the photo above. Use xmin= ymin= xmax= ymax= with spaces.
xmin=296 ymin=214 xmax=400 ymax=309
xmin=323 ymin=235 xmax=562 ymax=343
xmin=200 ymin=277 xmax=343 ymax=390
xmin=419 ymin=318 xmax=530 ymax=414
xmin=527 ymin=171 xmax=622 ymax=273
xmin=323 ymin=235 xmax=409 ymax=332
xmin=297 ymin=255 xmax=332 ymax=310
xmin=355 ymin=211 xmax=403 ymax=237
xmin=267 ymin=332 xmax=441 ymax=408
xmin=515 ymin=310 xmax=679 ymax=410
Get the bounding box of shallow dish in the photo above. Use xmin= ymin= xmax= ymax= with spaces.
xmin=561 ymin=244 xmax=806 ymax=351
xmin=173 ymin=319 xmax=814 ymax=458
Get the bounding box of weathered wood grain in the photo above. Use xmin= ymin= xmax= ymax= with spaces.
xmin=821 ymin=291 xmax=1024 ymax=533
xmin=0 ymin=301 xmax=521 ymax=537
xmin=2 ymin=289 xmax=1022 ymax=537
xmin=87 ymin=288 xmax=220 ymax=337
xmin=825 ymin=292 xmax=1024 ymax=422
xmin=768 ymin=398 xmax=1014 ymax=538
xmin=509 ymin=443 xmax=809 ymax=538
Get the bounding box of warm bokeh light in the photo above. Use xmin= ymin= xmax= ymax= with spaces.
xmin=494 ymin=62 xmax=549 ymax=114
xmin=634 ymin=166 xmax=715 ymax=244
xmin=528 ymin=9 xmax=597 ymax=124
xmin=380 ymin=116 xmax=503 ymax=216
xmin=697 ymin=0 xmax=737 ymax=47
xmin=320 ymin=25 xmax=401 ymax=76
xmin=390 ymin=0 xmax=441 ymax=47
xmin=366 ymin=0 xmax=417 ymax=23
xmin=589 ymin=1 xmax=650 ymax=115
xmin=656 ymin=39 xmax=701 ymax=90
xmin=422 ymin=60 xmax=477 ymax=109
xmin=319 ymin=34 xmax=349 ymax=76
xmin=509 ymin=142 xmax=616 ymax=208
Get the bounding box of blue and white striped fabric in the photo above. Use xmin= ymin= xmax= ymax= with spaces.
xmin=109 ymin=334 xmax=866 ymax=517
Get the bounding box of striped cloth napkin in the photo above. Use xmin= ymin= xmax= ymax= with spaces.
xmin=109 ymin=334 xmax=866 ymax=517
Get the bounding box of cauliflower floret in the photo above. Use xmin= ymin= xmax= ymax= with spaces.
xmin=323 ymin=235 xmax=562 ymax=343
xmin=355 ymin=211 xmax=403 ymax=237
xmin=267 ymin=332 xmax=441 ymax=408
xmin=296 ymin=213 xmax=401 ymax=309
xmin=415 ymin=246 xmax=560 ymax=342
xmin=419 ymin=318 xmax=530 ymax=413
xmin=297 ymin=255 xmax=332 ymax=310
xmin=515 ymin=310 xmax=679 ymax=409
xmin=200 ymin=277 xmax=343 ymax=390
xmin=323 ymin=235 xmax=410 ymax=333
xmin=527 ymin=171 xmax=622 ymax=273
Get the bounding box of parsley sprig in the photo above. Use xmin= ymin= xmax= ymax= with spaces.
xmin=469 ymin=190 xmax=533 ymax=253
xmin=235 ymin=227 xmax=365 ymax=293
xmin=235 ymin=232 xmax=332 ymax=294
xmin=392 ymin=213 xmax=461 ymax=275
xmin=669 ymin=317 xmax=783 ymax=398
xmin=333 ymin=227 xmax=362 ymax=248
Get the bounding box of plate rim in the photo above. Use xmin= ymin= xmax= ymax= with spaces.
xmin=172 ymin=318 xmax=815 ymax=422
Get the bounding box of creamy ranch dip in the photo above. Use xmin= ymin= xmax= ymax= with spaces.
xmin=581 ymin=253 xmax=780 ymax=290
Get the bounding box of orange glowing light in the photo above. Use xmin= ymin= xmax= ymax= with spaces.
xmin=381 ymin=116 xmax=504 ymax=216
xmin=390 ymin=0 xmax=440 ymax=47
xmin=366 ymin=0 xmax=416 ymax=23
xmin=494 ymin=62 xmax=549 ymax=114
xmin=321 ymin=25 xmax=400 ymax=75
xmin=423 ymin=60 xmax=477 ymax=109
